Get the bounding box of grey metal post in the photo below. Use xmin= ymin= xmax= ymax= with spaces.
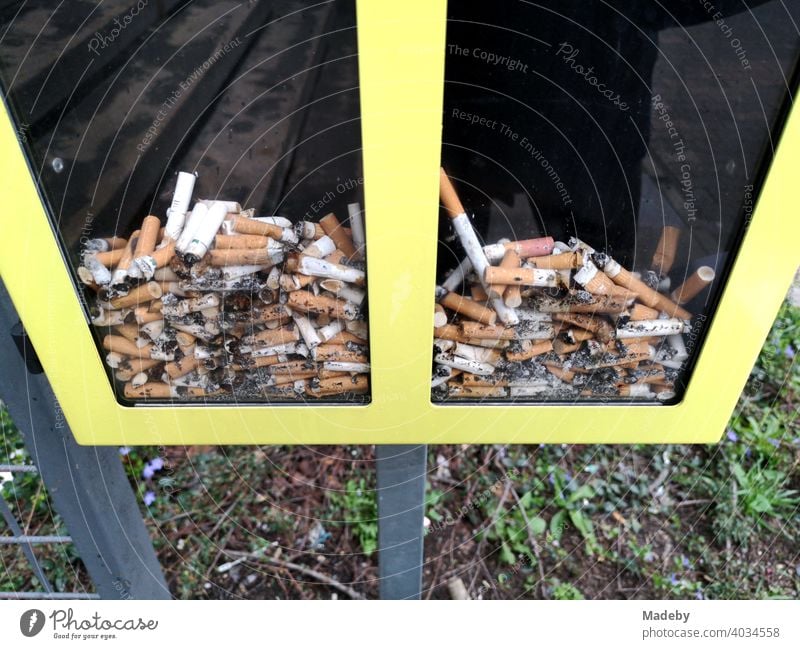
xmin=376 ymin=444 xmax=427 ymax=599
xmin=0 ymin=279 xmax=170 ymax=599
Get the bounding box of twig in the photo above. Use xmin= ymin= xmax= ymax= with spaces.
xmin=222 ymin=550 xmax=365 ymax=600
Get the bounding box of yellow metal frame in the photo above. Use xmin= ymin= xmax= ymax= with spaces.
xmin=1 ymin=0 xmax=798 ymax=445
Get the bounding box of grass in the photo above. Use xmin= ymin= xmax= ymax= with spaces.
xmin=1 ymin=302 xmax=798 ymax=598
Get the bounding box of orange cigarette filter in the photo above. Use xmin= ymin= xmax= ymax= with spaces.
xmin=487 ymin=249 xmax=520 ymax=302
xmin=102 ymin=335 xmax=154 ymax=358
xmin=134 ymin=215 xmax=161 ymax=258
xmin=249 ymin=325 xmax=301 ymax=347
xmin=447 ymin=385 xmax=507 ymax=398
xmin=313 ymin=345 xmax=368 ymax=363
xmin=460 ymin=322 xmax=515 ymax=340
xmin=215 ymin=234 xmax=270 ymax=249
xmin=671 ymin=266 xmax=716 ymax=305
xmin=287 ymin=291 xmax=356 ymax=320
xmin=208 ymin=248 xmax=277 ymax=266
xmin=115 ymin=230 xmax=140 ymax=272
xmin=439 ymin=291 xmax=497 ymax=326
xmin=651 ymin=226 xmax=681 ymax=275
xmin=439 ymin=167 xmax=465 ymax=218
xmin=95 ymin=247 xmax=127 ymax=268
xmin=230 ymin=214 xmax=284 ymax=239
xmin=306 ymin=374 xmax=369 ymax=397
xmin=526 ymin=251 xmax=584 ymax=270
xmin=109 ymin=282 xmax=163 ymax=309
xmin=504 ymin=339 xmax=553 ymax=362
xmin=319 ymin=213 xmax=357 ymax=259
xmin=164 ymin=355 xmax=200 ymax=380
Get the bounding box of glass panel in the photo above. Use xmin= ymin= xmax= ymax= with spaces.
xmin=0 ymin=0 xmax=369 ymax=404
xmin=434 ymin=1 xmax=799 ymax=403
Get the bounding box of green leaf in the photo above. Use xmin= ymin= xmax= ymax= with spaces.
xmin=529 ymin=516 xmax=547 ymax=535
xmin=550 ymin=511 xmax=566 ymax=541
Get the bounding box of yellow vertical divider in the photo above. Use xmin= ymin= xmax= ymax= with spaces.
xmin=357 ymin=0 xmax=448 ymax=418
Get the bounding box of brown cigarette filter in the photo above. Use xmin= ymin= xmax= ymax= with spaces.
xmin=651 ymin=226 xmax=681 ymax=275
xmin=230 ymin=214 xmax=284 ymax=239
xmin=439 ymin=168 xmax=465 ymax=218
xmin=164 ymin=355 xmax=200 ymax=380
xmin=483 ymin=266 xmax=542 ymax=286
xmin=606 ymin=263 xmax=691 ymax=320
xmin=319 ymin=213 xmax=357 ymax=259
xmin=134 ymin=215 xmax=161 ymax=259
xmin=231 ymin=355 xmax=282 ymax=371
xmin=552 ymin=339 xmax=581 ymax=355
xmin=487 ymin=249 xmax=521 ymax=303
xmin=123 ymin=382 xmax=172 ymax=399
xmin=114 ymin=230 xmax=140 ymax=273
xmin=470 ymin=283 xmax=489 ymax=301
xmin=433 ymin=324 xmax=462 ymax=342
xmin=114 ymin=358 xmax=162 ymax=381
xmin=545 ymin=365 xmax=576 ymax=383
xmin=95 ymin=248 xmax=126 ymax=268
xmin=313 ymin=344 xmax=368 ymax=364
xmin=249 ymin=325 xmax=301 ymax=347
xmin=448 ymin=385 xmax=507 ymax=398
xmin=504 ymin=340 xmax=553 ymax=362
xmin=102 ymin=335 xmax=154 ymax=358
xmin=460 ymin=322 xmax=515 ymax=340
xmin=628 ymin=303 xmax=660 ymax=321
xmin=269 ymin=360 xmax=319 ymax=376
xmin=584 ymin=270 xmax=619 ymax=296
xmin=115 ymin=323 xmax=141 ymax=343
xmin=526 ymin=251 xmax=584 ymax=270
xmin=215 ymin=234 xmax=270 ymax=249
xmin=306 ymin=374 xmax=369 ymax=397
xmin=287 ymin=291 xmax=358 ymax=321
xmin=208 ymin=248 xmax=278 ymax=266
xmin=109 ymin=282 xmax=163 ymax=310
xmin=324 ymin=331 xmax=368 ymax=346
xmin=461 ymin=373 xmax=509 ymax=387
xmin=671 ymin=266 xmax=715 ymax=305
xmin=439 ymin=291 xmax=497 ymax=326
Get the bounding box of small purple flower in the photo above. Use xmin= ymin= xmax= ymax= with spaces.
xmin=695 ymin=589 xmax=704 ymax=600
xmin=669 ymin=573 xmax=678 ymax=586
xmin=785 ymin=345 xmax=795 ymax=359
xmin=548 ymin=473 xmax=555 ymax=486
xmin=681 ymin=556 xmax=690 ymax=568
xmin=118 ymin=447 xmax=131 ymax=456
xmin=143 ymin=491 xmax=156 ymax=506
xmin=767 ymin=438 xmax=780 ymax=448
xmin=142 ymin=457 xmax=165 ymax=479
xmin=726 ymin=429 xmax=738 ymax=443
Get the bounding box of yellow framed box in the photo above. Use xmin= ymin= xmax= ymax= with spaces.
xmin=0 ymin=0 xmax=797 ymax=445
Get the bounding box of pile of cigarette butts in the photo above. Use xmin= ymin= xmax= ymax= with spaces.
xmin=79 ymin=172 xmax=370 ymax=402
xmin=433 ymin=168 xmax=715 ymax=401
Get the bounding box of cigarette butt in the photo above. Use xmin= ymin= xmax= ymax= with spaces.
xmin=114 ymin=359 xmax=161 ymax=382
xmin=460 ymin=322 xmax=516 ymax=340
xmin=483 ymin=265 xmax=557 ymax=288
xmin=319 ymin=213 xmax=357 ymax=259
xmin=109 ymin=282 xmax=162 ymax=309
xmin=321 ymin=361 xmax=370 ymax=374
xmin=115 ymin=323 xmax=141 ymax=343
xmin=534 ymin=293 xmax=630 ymax=314
xmin=133 ymin=306 xmax=162 ymax=324
xmin=296 ymin=255 xmax=365 ymax=286
xmin=573 ymin=263 xmax=618 ymax=296
xmin=616 ymin=318 xmax=685 ymax=339
xmin=511 ymin=237 xmax=556 ymax=258
xmin=215 ymin=234 xmax=270 ymax=249
xmin=174 ymin=331 xmax=195 ymax=347
xmin=133 ymin=215 xmax=161 ymax=259
xmin=164 ymin=354 xmax=200 ymax=380
xmin=447 ymin=385 xmax=507 ymax=398
xmin=628 ymin=304 xmax=660 ymax=321
xmin=470 ymin=283 xmax=490 ymax=302
xmin=230 ymin=214 xmax=285 ymax=240
xmin=439 ymin=291 xmax=497 ymax=326
xmin=247 ymin=325 xmax=301 ymax=348
xmin=306 ymin=374 xmax=369 ymax=397
xmin=319 ymin=369 xmax=349 ymax=380
xmin=95 ymin=248 xmax=126 ymax=268
xmin=600 ymin=257 xmax=691 ymax=319
xmin=433 ymin=324 xmax=461 ymax=341
xmin=504 ymin=283 xmax=522 ymax=308
xmin=323 ymin=249 xmax=349 ymax=266
xmin=303 ymin=235 xmax=337 ymax=259
xmin=545 ymin=364 xmax=576 ymax=383
xmin=453 ymin=342 xmax=501 ymax=365
xmin=439 ymin=167 xmax=465 ymax=218
xmin=110 ymin=230 xmax=139 ymax=285
xmin=525 ymin=251 xmax=583 ymax=270
xmin=552 ymin=338 xmax=581 ymax=355
xmin=671 ymin=266 xmax=715 ymax=304
xmin=433 ymin=303 xmax=448 ymax=327
xmin=231 ymin=355 xmax=282 ymax=371
xmin=269 ymin=360 xmax=319 ymax=377
xmin=487 ymin=250 xmax=520 ymax=303
xmin=287 ymin=291 xmax=358 ymax=321
xmin=123 ymin=382 xmax=174 ymax=399
xmin=461 ymin=373 xmax=509 ymax=387
xmin=505 ymin=339 xmax=553 ymax=362
xmin=312 ymin=344 xmax=368 ymax=364
xmin=209 ymin=247 xmax=282 ymax=267
xmin=102 ymin=335 xmax=154 ymax=358
xmin=651 ymin=226 xmax=681 ymax=275
xmin=347 ymin=203 xmax=366 ymax=260
xmin=553 ymin=313 xmax=615 ymax=342
xmin=324 ymin=331 xmax=368 ymax=346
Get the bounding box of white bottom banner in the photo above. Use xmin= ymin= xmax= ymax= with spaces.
xmin=0 ymin=600 xmax=798 ymax=647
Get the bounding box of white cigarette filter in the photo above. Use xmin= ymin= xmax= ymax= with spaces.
xmin=79 ymin=255 xmax=112 ymax=285
xmin=433 ymin=353 xmax=495 ymax=376
xmin=297 ymin=256 xmax=366 ymax=286
xmin=616 ymin=318 xmax=687 ymax=339
xmin=165 ymin=171 xmax=197 ymax=240
xmin=183 ymin=201 xmax=228 ymax=262
xmin=303 ymin=236 xmax=337 ymax=259
xmin=323 ymin=361 xmax=370 ymax=374
xmin=175 ymin=202 xmax=209 ymax=254
xmin=347 ymin=202 xmax=366 ymax=260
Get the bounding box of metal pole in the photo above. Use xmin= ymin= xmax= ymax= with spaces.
xmin=375 ymin=444 xmax=427 ymax=599
xmin=0 ymin=279 xmax=170 ymax=599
